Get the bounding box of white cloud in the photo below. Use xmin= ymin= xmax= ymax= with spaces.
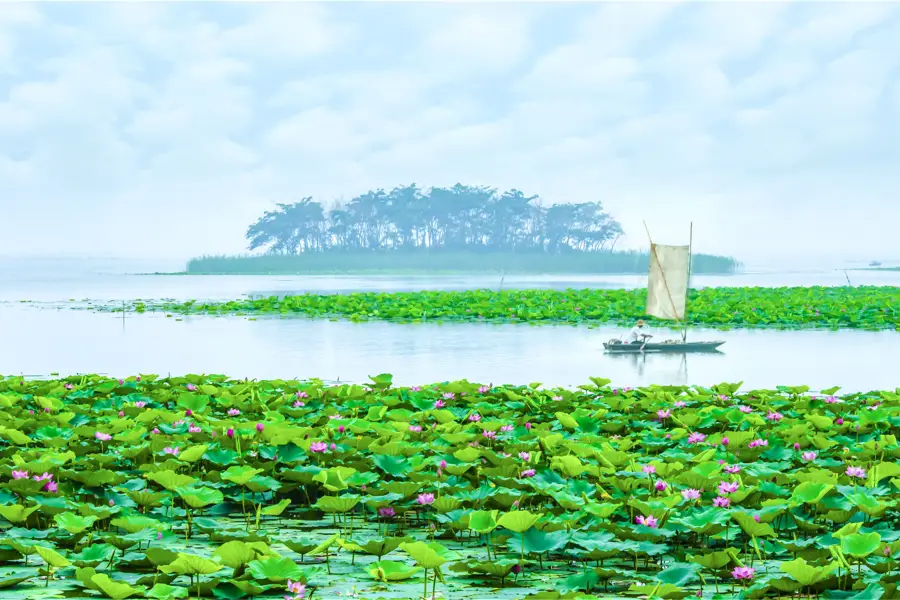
xmin=0 ymin=2 xmax=899 ymax=265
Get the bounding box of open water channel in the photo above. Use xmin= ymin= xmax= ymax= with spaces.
xmin=1 ymin=259 xmax=898 ymax=392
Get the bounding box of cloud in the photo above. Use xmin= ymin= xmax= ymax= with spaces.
xmin=0 ymin=2 xmax=899 ymax=265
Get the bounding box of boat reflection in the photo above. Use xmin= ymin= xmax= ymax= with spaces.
xmin=604 ymin=349 xmax=724 ymax=381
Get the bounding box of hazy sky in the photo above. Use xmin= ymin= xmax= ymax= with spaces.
xmin=1 ymin=2 xmax=898 ymax=263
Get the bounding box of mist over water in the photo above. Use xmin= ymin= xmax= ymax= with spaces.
xmin=1 ymin=258 xmax=898 ymax=391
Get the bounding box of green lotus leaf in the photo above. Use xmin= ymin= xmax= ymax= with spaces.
xmin=53 ymin=511 xmax=97 ymax=534
xmin=498 ymin=510 xmax=543 ymax=533
xmin=247 ymin=556 xmax=303 ymax=582
xmin=146 ymin=471 xmax=197 ymax=491
xmin=841 ymin=531 xmax=882 ymax=558
xmin=0 ymin=504 xmax=40 ymax=524
xmin=160 ymin=553 xmax=224 ymax=576
xmin=780 ymin=557 xmax=838 ymax=586
xmin=366 ymin=559 xmax=422 ymax=582
xmin=468 ymin=510 xmax=499 ymax=533
xmin=400 ymin=541 xmax=459 ymax=569
xmin=35 ymin=545 xmax=71 ymax=568
xmin=90 ymin=574 xmax=143 ymax=600
xmin=177 ymin=445 xmax=209 ymax=463
xmin=174 ymin=485 xmax=224 ymax=509
xmin=221 ymin=465 xmax=263 ymax=486
xmin=147 ymin=583 xmax=189 ymax=599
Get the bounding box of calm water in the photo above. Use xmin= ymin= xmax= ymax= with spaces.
xmin=2 ymin=266 xmax=899 ymax=303
xmin=1 ymin=258 xmax=898 ymax=391
xmin=2 ymin=305 xmax=898 ymax=392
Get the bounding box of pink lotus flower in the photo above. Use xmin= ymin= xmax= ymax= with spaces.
xmin=286 ymin=579 xmax=306 ymax=598
xmin=296 ymin=391 xmax=308 ymax=398
xmin=520 ymin=469 xmax=536 ymax=478
xmin=417 ymin=493 xmax=435 ymax=505
xmin=846 ymin=466 xmax=866 ymax=479
xmin=163 ymin=447 xmax=180 ymax=455
xmin=724 ymin=464 xmax=741 ymax=474
xmin=524 ymin=422 xmax=532 ymax=429
xmin=309 ymin=442 xmax=328 ymax=453
xmin=226 ymin=428 xmax=235 ymax=438
xmin=189 ymin=425 xmax=201 ymax=433
xmin=43 ymin=481 xmax=57 ymax=493
xmin=329 ymin=414 xmax=341 ymax=420
xmin=687 ymin=432 xmax=706 ymax=444
xmin=329 ymin=443 xmax=336 ymax=451
xmin=721 ymin=437 xmax=730 ymax=446
xmin=338 ymin=425 xmax=345 ymax=433
xmin=186 ymin=383 xmax=197 ymax=391
xmin=293 ymin=400 xmax=305 ymax=408
xmin=185 ymin=409 xmax=193 ymax=417
xmin=151 ymin=428 xmax=160 ymax=435
xmin=378 ymin=506 xmax=396 ymax=518
xmin=228 ymin=409 xmax=240 ymax=416
xmin=519 ymin=451 xmax=531 ymax=461
xmin=766 ymin=411 xmax=783 ymax=421
xmin=468 ymin=414 xmax=481 ymax=422
xmin=439 ymin=460 xmax=447 ymax=470
xmin=802 ymin=451 xmax=817 ymax=461
xmin=635 ymin=515 xmax=658 ymax=528
xmin=737 ymin=405 xmax=752 ymax=413
xmin=718 ymin=481 xmax=739 ymax=494
xmin=753 ymin=514 xmax=760 ymax=522
xmin=409 ymin=425 xmax=422 ymax=432
xmin=642 ymin=464 xmax=656 ymax=474
xmin=654 ymin=480 xmax=668 ymax=491
xmin=482 ymin=430 xmax=496 ymax=439
xmin=713 ymin=496 xmax=730 ymax=507
xmin=11 ymin=470 xmax=28 ymax=480
xmin=95 ymin=432 xmax=112 ymax=441
xmin=500 ymin=425 xmax=514 ymax=432
xmin=433 ymin=400 xmax=445 ymax=409
xmin=824 ymin=396 xmax=842 ymax=404
xmin=748 ymin=438 xmax=768 ymax=448
xmin=673 ymin=401 xmax=686 ymax=408
xmin=443 ymin=392 xmax=455 ymax=400
xmin=732 ymin=566 xmax=754 ymax=580
xmin=836 ymin=418 xmax=844 ymax=425
xmin=134 ymin=401 xmax=146 ymax=408
xmin=793 ymin=442 xmax=801 ymax=450
xmin=657 ymin=409 xmax=671 ymax=420
xmin=411 ymin=386 xmax=421 ymax=392
xmin=681 ymin=488 xmax=701 ymax=500
xmin=64 ymin=383 xmax=73 ymax=390
xmin=478 ymin=386 xmax=490 ymax=393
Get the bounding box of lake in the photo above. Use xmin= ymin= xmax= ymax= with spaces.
xmin=1 ymin=259 xmax=898 ymax=392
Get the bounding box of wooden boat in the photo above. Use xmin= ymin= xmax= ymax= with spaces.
xmin=603 ymin=222 xmax=726 ymax=354
xmin=603 ymin=339 xmax=725 ymax=353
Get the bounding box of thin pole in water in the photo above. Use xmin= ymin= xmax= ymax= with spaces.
xmin=683 ymin=222 xmax=693 ymax=343
xmin=843 ymin=270 xmax=853 ymax=286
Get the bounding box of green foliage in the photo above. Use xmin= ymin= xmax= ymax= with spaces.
xmin=94 ymin=285 xmax=898 ymax=330
xmin=2 ymin=373 xmax=900 ymax=598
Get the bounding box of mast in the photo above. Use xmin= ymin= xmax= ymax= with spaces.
xmin=682 ymin=222 xmax=693 ymax=343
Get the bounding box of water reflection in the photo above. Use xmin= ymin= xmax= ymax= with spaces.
xmin=1 ymin=306 xmax=898 ymax=392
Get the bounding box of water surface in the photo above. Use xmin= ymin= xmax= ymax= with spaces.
xmin=2 ymin=306 xmax=896 ymax=392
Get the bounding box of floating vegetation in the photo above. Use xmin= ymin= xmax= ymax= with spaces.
xmin=93 ymin=286 xmax=898 ymax=330
xmin=1 ymin=373 xmax=900 ymax=599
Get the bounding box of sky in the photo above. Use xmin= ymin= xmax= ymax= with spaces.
xmin=1 ymin=2 xmax=899 ymax=265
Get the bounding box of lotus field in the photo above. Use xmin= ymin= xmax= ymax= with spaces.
xmin=2 ymin=374 xmax=900 ymax=599
xmin=96 ymin=286 xmax=899 ymax=330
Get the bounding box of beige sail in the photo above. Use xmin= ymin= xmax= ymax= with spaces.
xmin=646 ymin=243 xmax=690 ymax=321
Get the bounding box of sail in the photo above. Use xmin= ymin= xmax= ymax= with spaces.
xmin=646 ymin=243 xmax=690 ymax=321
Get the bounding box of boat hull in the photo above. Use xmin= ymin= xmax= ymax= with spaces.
xmin=603 ymin=341 xmax=725 ymax=353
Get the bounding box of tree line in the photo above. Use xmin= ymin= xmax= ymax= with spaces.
xmin=244 ymin=184 xmax=626 ymax=255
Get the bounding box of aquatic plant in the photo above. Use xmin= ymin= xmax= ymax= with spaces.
xmin=94 ymin=285 xmax=898 ymax=330
xmin=1 ymin=373 xmax=900 ymax=598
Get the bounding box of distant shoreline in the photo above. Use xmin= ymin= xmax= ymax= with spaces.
xmin=181 ymin=250 xmax=742 ymax=276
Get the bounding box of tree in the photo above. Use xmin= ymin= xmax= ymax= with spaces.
xmin=243 ymin=184 xmax=624 ymax=255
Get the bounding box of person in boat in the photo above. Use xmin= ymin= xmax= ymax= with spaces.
xmin=627 ymin=319 xmax=653 ymax=344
